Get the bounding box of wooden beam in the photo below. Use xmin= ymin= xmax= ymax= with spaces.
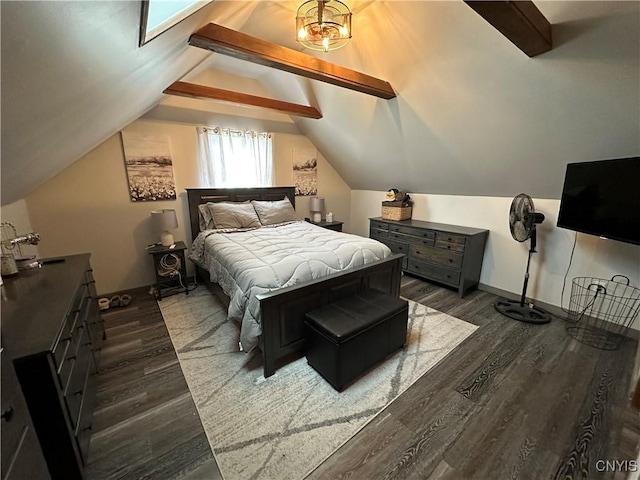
xmin=164 ymin=81 xmax=322 ymax=119
xmin=189 ymin=23 xmax=396 ymax=100
xmin=464 ymin=1 xmax=552 ymax=57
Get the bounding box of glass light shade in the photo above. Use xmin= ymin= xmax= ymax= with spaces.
xmin=296 ymin=0 xmax=352 ymax=52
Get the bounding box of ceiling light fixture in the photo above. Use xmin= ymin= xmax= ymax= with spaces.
xmin=296 ymin=0 xmax=352 ymax=53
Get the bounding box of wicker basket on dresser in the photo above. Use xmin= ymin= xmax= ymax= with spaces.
xmin=369 ymin=217 xmax=489 ymax=298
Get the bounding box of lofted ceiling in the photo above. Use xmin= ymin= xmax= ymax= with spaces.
xmin=1 ymin=1 xmax=638 ymax=206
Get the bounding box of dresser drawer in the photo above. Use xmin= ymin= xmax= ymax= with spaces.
xmin=435 ymin=240 xmax=465 ymax=253
xmin=370 ymin=227 xmax=388 ymax=239
xmin=74 ymin=355 xmax=98 ymax=465
xmin=1 ymin=361 xmax=31 ymax=471
xmin=388 ymin=224 xmax=436 ymax=240
xmin=435 ymin=232 xmax=466 ymax=245
xmin=406 ymin=260 xmax=461 ymax=286
xmin=410 ymin=244 xmax=463 ymax=269
xmin=381 ymin=238 xmax=410 ymax=256
xmin=370 ymin=220 xmax=389 ymax=231
xmin=388 ymin=231 xmax=435 ymax=246
xmin=64 ymin=329 xmax=92 ymax=430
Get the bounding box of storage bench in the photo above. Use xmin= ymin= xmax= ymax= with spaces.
xmin=305 ymin=289 xmax=409 ymax=391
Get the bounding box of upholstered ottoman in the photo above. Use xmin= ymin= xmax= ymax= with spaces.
xmin=305 ymin=289 xmax=409 ymax=391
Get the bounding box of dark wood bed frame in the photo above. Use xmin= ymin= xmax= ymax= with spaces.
xmin=186 ymin=187 xmax=404 ymax=377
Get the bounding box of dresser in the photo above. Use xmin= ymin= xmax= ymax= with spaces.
xmin=1 ymin=254 xmax=106 ymax=479
xmin=369 ymin=217 xmax=489 ymax=298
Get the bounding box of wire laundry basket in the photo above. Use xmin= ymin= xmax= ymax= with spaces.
xmin=566 ymin=275 xmax=640 ymax=350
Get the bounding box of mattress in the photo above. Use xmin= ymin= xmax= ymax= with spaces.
xmin=189 ymin=221 xmax=392 ymax=352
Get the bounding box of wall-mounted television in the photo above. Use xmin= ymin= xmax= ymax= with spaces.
xmin=557 ymin=157 xmax=640 ymax=246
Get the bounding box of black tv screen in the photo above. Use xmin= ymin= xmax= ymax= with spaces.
xmin=557 ymin=157 xmax=640 ymax=246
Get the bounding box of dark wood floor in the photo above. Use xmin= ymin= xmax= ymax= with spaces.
xmin=86 ymin=276 xmax=640 ymax=480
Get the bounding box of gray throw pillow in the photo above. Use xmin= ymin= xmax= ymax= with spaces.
xmin=198 ymin=203 xmax=215 ymax=231
xmin=208 ymin=202 xmax=261 ymax=229
xmin=251 ymin=197 xmax=297 ymax=226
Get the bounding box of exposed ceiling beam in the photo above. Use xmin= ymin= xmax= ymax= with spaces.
xmin=164 ymin=81 xmax=323 ymax=119
xmin=189 ymin=23 xmax=396 ymax=100
xmin=464 ymin=1 xmax=552 ymax=57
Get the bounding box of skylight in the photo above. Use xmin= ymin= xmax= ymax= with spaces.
xmin=140 ymin=0 xmax=211 ymax=46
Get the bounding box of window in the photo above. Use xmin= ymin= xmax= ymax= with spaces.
xmin=196 ymin=126 xmax=273 ymax=188
xmin=140 ymin=0 xmax=211 ymax=46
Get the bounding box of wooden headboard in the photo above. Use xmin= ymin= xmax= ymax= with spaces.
xmin=186 ymin=187 xmax=297 ymax=241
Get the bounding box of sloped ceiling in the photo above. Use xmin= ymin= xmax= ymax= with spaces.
xmin=2 ymin=1 xmax=638 ymax=206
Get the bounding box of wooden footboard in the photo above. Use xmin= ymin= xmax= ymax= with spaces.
xmin=186 ymin=187 xmax=404 ymax=378
xmin=256 ymin=254 xmax=404 ymax=377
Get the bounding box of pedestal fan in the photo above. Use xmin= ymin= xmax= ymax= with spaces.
xmin=494 ymin=194 xmax=551 ymax=324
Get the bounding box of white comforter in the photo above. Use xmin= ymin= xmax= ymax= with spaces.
xmin=189 ymin=221 xmax=391 ymax=352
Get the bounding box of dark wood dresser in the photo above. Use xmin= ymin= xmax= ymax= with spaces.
xmin=369 ymin=217 xmax=489 ymax=298
xmin=1 ymin=254 xmax=106 ymax=479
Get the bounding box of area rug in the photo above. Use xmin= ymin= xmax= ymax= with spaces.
xmin=159 ymin=289 xmax=477 ymax=480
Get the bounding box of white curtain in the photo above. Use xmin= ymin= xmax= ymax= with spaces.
xmin=196 ymin=126 xmax=273 ymax=188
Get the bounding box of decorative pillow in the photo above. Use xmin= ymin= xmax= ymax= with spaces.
xmin=251 ymin=197 xmax=297 ymax=226
xmin=198 ymin=203 xmax=216 ymax=231
xmin=208 ymin=202 xmax=261 ymax=229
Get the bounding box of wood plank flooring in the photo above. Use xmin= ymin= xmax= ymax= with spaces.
xmin=86 ymin=276 xmax=640 ymax=480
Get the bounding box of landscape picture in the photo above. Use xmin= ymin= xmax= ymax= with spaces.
xmin=121 ymin=131 xmax=176 ymax=201
xmin=292 ymin=148 xmax=318 ymax=196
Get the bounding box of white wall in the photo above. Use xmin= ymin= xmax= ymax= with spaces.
xmin=352 ymin=190 xmax=640 ymax=324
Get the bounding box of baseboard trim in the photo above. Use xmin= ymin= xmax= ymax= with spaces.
xmin=477 ymin=282 xmax=640 ymax=339
xmin=477 ymin=282 xmax=567 ymax=320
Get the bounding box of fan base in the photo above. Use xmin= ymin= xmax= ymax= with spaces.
xmin=494 ymin=299 xmax=551 ymax=324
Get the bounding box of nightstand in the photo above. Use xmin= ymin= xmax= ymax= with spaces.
xmin=148 ymin=241 xmax=188 ymax=300
xmin=306 ymin=218 xmax=344 ymax=232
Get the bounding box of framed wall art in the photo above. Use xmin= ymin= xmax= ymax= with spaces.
xmin=292 ymin=148 xmax=317 ymax=196
xmin=121 ymin=131 xmax=177 ymax=201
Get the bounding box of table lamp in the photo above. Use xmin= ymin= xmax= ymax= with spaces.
xmin=151 ymin=209 xmax=178 ymax=246
xmin=310 ymin=197 xmax=325 ymax=223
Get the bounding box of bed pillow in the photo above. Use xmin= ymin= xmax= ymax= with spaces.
xmin=198 ymin=203 xmax=216 ymax=231
xmin=208 ymin=202 xmax=262 ymax=229
xmin=251 ymin=197 xmax=297 ymax=226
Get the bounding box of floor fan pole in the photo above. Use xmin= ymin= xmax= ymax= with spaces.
xmin=494 ymin=228 xmax=551 ymax=324
xmin=519 ymin=230 xmax=536 ymax=307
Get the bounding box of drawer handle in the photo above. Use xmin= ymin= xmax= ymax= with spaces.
xmin=447 ymin=245 xmax=451 ymax=249
xmin=1 ymin=406 xmax=14 ymax=422
xmin=67 ymin=355 xmax=77 ymax=361
xmin=82 ymin=425 xmax=93 ymax=432
xmin=416 ymin=251 xmax=420 ymax=255
xmin=74 ymin=389 xmax=83 ymax=396
xmin=449 ymin=259 xmax=453 ymax=263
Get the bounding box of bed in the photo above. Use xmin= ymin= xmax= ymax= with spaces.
xmin=186 ymin=187 xmax=403 ymax=377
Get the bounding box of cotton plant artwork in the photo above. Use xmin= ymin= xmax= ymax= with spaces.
xmin=121 ymin=131 xmax=177 ymax=201
xmin=292 ymin=148 xmax=318 ymax=196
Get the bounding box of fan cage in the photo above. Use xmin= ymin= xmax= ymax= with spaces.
xmin=566 ymin=276 xmax=640 ymax=350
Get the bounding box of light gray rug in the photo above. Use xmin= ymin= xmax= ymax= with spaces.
xmin=159 ymin=289 xmax=477 ymax=480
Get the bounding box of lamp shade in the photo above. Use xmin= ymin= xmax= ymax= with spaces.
xmin=309 ymin=197 xmax=325 ymax=212
xmin=309 ymin=197 xmax=325 ymax=223
xmin=151 ymin=209 xmax=178 ymax=246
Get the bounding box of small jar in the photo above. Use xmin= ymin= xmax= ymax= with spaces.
xmin=326 ymin=212 xmax=333 ymax=223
